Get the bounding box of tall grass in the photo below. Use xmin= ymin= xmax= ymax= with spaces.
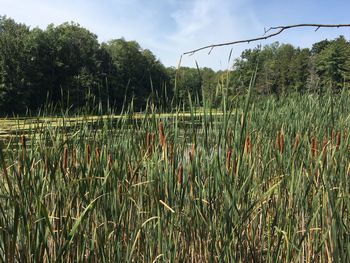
xmin=0 ymin=91 xmax=350 ymax=262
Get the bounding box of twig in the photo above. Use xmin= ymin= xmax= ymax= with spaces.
xmin=183 ymin=23 xmax=350 ymax=55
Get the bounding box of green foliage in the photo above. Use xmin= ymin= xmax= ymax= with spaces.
xmin=101 ymin=39 xmax=170 ymax=110
xmin=315 ymin=36 xmax=350 ymax=90
xmin=173 ymin=66 xmax=202 ymax=106
xmin=1 ymin=16 xmax=350 ymax=114
xmin=0 ymin=16 xmax=30 ymax=112
xmin=0 ymin=17 xmax=169 ymax=114
xmin=230 ymin=36 xmax=350 ymax=97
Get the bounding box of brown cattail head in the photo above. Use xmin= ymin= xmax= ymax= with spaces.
xmin=159 ymin=122 xmax=164 ymax=146
xmin=117 ymin=181 xmax=123 ymax=202
xmin=189 ymin=171 xmax=193 ymax=196
xmin=63 ymin=147 xmax=68 ymax=171
xmin=311 ymin=137 xmax=318 ymax=158
xmin=163 ymin=134 xmax=167 ymax=149
xmin=189 ymin=152 xmax=193 ymax=162
xmin=279 ymin=132 xmax=285 ymax=154
xmin=233 ymin=157 xmax=237 ymax=175
xmin=86 ymin=144 xmax=91 ymax=163
xmin=189 ymin=143 xmax=196 ymax=162
xmin=244 ymin=135 xmax=252 ymax=155
xmin=21 ymin=135 xmax=26 ymax=149
xmin=177 ymin=164 xmax=183 ymax=187
xmin=95 ymin=147 xmax=101 ymax=161
xmin=20 ymin=135 xmax=27 ymax=161
xmin=18 ymin=159 xmax=22 ymax=176
xmin=336 ymin=131 xmax=341 ymax=150
xmin=169 ymin=144 xmax=174 ymax=164
xmin=275 ymin=131 xmax=280 ymax=150
xmin=108 ymin=153 xmax=113 ymax=170
xmin=127 ymin=164 xmax=132 ymax=179
xmin=226 ymin=148 xmax=232 ymax=172
xmin=293 ymin=133 xmax=300 ymax=153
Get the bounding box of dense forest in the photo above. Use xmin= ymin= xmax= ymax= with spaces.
xmin=1 ymin=16 xmax=350 ymax=114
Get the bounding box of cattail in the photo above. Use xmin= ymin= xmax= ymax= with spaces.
xmin=189 ymin=151 xmax=193 ymax=162
xmin=233 ymin=156 xmax=237 ymax=175
xmin=279 ymin=132 xmax=284 ymax=154
xmin=20 ymin=135 xmax=26 ymax=149
xmin=159 ymin=122 xmax=164 ymax=146
xmin=127 ymin=164 xmax=132 ymax=179
xmin=189 ymin=143 xmax=196 ymax=162
xmin=244 ymin=136 xmax=248 ymax=154
xmin=95 ymin=147 xmax=101 ymax=161
xmin=293 ymin=133 xmax=300 ymax=152
xmin=177 ymin=164 xmax=183 ymax=187
xmin=108 ymin=153 xmax=113 ymax=170
xmin=63 ymin=147 xmax=68 ymax=171
xmin=86 ymin=144 xmax=91 ymax=163
xmin=226 ymin=148 xmax=232 ymax=172
xmin=276 ymin=131 xmax=284 ymax=153
xmin=20 ymin=135 xmax=26 ymax=160
xmin=18 ymin=159 xmax=22 ymax=176
xmin=117 ymin=181 xmax=123 ymax=202
xmin=163 ymin=134 xmax=167 ymax=147
xmin=311 ymin=137 xmax=318 ymax=158
xmin=244 ymin=136 xmax=252 ymax=155
xmin=169 ymin=144 xmax=174 ymax=163
xmin=336 ymin=131 xmax=341 ymax=150
xmin=189 ymin=171 xmax=193 ymax=197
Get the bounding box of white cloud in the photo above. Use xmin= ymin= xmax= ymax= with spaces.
xmin=161 ymin=0 xmax=263 ymax=69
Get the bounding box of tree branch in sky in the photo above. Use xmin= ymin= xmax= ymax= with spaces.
xmin=183 ymin=23 xmax=350 ymax=55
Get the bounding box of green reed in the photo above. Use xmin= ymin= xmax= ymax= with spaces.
xmin=0 ymin=91 xmax=350 ymax=262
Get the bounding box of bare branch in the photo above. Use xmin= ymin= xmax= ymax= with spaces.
xmin=183 ymin=23 xmax=350 ymax=55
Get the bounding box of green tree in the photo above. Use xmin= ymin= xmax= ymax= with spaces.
xmin=43 ymin=22 xmax=101 ymax=108
xmin=102 ymin=39 xmax=169 ymax=110
xmin=173 ymin=67 xmax=202 ymax=107
xmin=0 ymin=16 xmax=30 ymax=113
xmin=315 ymin=36 xmax=350 ymax=91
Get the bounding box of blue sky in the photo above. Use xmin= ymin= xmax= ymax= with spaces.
xmin=1 ymin=0 xmax=349 ymax=70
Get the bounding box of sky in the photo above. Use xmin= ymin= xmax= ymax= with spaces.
xmin=1 ymin=0 xmax=350 ymax=70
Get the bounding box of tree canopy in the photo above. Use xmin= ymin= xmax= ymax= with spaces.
xmin=1 ymin=16 xmax=350 ymax=114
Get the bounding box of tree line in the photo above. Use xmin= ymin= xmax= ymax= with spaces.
xmin=1 ymin=16 xmax=350 ymax=114
xmin=0 ymin=16 xmax=171 ymax=114
xmin=230 ymin=36 xmax=350 ymax=96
